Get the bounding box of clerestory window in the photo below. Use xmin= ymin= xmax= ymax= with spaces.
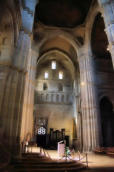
xmin=59 ymin=71 xmax=63 ymax=80
xmin=44 ymin=72 xmax=49 ymax=79
xmin=51 ymin=60 xmax=56 ymax=70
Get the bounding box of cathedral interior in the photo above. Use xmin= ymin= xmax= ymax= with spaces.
xmin=0 ymin=0 xmax=114 ymax=171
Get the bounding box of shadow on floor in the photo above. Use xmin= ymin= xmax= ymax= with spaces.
xmin=83 ymin=167 xmax=114 ymax=172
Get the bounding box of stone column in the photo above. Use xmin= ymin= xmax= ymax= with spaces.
xmin=20 ymin=49 xmax=37 ymax=142
xmin=17 ymin=0 xmax=39 ymax=149
xmin=0 ymin=30 xmax=36 ymax=156
xmin=78 ymin=48 xmax=100 ymax=152
xmin=0 ymin=0 xmax=38 ymax=154
xmin=98 ymin=0 xmax=114 ymax=67
xmin=11 ymin=31 xmax=36 ymax=154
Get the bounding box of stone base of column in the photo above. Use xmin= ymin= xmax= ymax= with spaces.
xmin=10 ymin=137 xmax=21 ymax=157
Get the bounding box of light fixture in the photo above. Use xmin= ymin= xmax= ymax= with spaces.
xmin=107 ymin=47 xmax=110 ymax=51
xmin=80 ymin=81 xmax=85 ymax=86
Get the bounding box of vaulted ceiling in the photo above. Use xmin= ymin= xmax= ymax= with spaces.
xmin=34 ymin=1 xmax=112 ymax=63
xmin=34 ymin=0 xmax=92 ymax=28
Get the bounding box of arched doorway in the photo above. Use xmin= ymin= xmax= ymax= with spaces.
xmin=100 ymin=97 xmax=114 ymax=147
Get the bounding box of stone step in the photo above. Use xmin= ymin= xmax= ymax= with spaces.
xmin=13 ymin=160 xmax=79 ymax=165
xmin=22 ymin=153 xmax=41 ymax=156
xmin=10 ymin=153 xmax=86 ymax=172
xmin=13 ymin=160 xmax=77 ymax=164
xmin=12 ymin=159 xmax=52 ymax=164
xmin=14 ymin=162 xmax=81 ymax=168
xmin=13 ymin=166 xmax=86 ymax=172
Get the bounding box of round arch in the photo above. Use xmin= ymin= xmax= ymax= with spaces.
xmin=37 ymin=30 xmax=81 ymax=58
xmin=34 ymin=48 xmax=80 ymax=148
xmin=37 ymin=49 xmax=77 ymax=78
xmin=85 ymin=3 xmax=102 ymax=52
xmin=0 ymin=7 xmax=16 ymax=63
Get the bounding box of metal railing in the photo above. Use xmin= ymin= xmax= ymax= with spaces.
xmin=77 ymin=151 xmax=88 ymax=168
xmin=40 ymin=147 xmax=51 ymax=159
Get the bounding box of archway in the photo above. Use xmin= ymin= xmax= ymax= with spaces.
xmin=100 ymin=97 xmax=114 ymax=147
xmin=91 ymin=13 xmax=114 ymax=147
xmin=34 ymin=49 xmax=80 ymax=149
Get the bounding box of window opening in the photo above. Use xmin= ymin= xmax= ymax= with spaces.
xmin=44 ymin=72 xmax=48 ymax=79
xmin=43 ymin=83 xmax=48 ymax=90
xmin=51 ymin=60 xmax=56 ymax=69
xmin=59 ymin=71 xmax=63 ymax=80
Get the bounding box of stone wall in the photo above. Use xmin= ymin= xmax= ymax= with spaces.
xmin=94 ymin=58 xmax=114 ymax=105
xmin=34 ymin=104 xmax=74 ymax=144
xmin=34 ymin=58 xmax=75 ymax=144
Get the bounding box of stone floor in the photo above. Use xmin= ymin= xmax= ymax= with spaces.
xmin=83 ymin=153 xmax=114 ymax=172
xmin=48 ymin=150 xmax=114 ymax=171
xmin=27 ymin=147 xmax=114 ymax=171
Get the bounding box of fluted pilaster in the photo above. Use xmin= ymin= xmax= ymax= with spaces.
xmin=0 ymin=0 xmax=38 ymax=155
xmin=20 ymin=49 xmax=37 ymax=142
xmin=0 ymin=30 xmax=34 ymax=155
xmin=78 ymin=49 xmax=100 ymax=152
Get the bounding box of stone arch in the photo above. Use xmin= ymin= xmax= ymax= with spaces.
xmin=37 ymin=49 xmax=78 ymax=81
xmin=85 ymin=3 xmax=102 ymax=51
xmin=37 ymin=31 xmax=80 ymax=59
xmin=35 ymin=29 xmax=81 ymax=86
xmin=88 ymin=7 xmax=114 ymax=150
xmin=0 ymin=7 xmax=16 ymax=63
xmin=6 ymin=5 xmax=21 ymax=45
xmin=91 ymin=12 xmax=112 ymax=60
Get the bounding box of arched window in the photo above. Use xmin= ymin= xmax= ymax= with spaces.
xmin=44 ymin=72 xmax=49 ymax=79
xmin=51 ymin=60 xmax=56 ymax=69
xmin=59 ymin=71 xmax=63 ymax=80
xmin=43 ymin=83 xmax=48 ymax=90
